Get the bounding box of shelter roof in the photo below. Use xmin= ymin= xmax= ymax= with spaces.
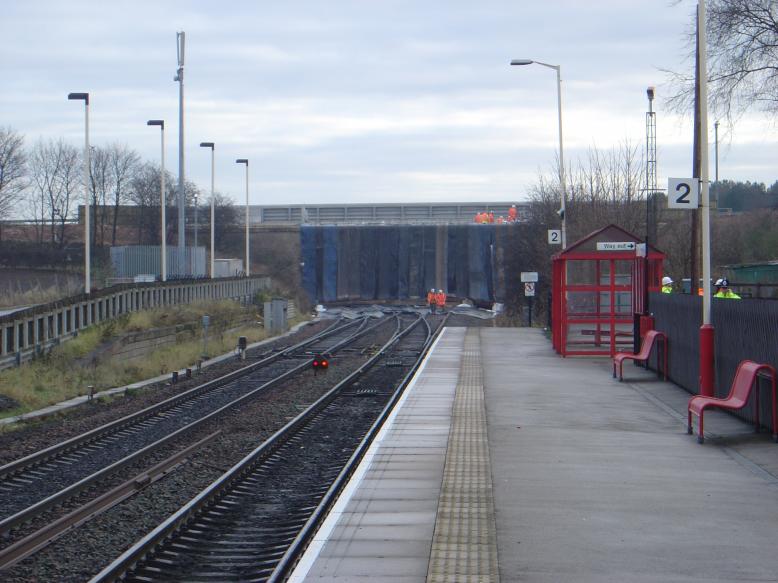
xmin=558 ymin=224 xmax=664 ymax=257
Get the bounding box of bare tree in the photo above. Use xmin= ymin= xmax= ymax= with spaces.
xmin=28 ymin=138 xmax=81 ymax=247
xmin=0 ymin=126 xmax=27 ymax=219
xmin=666 ymin=0 xmax=778 ymax=120
xmin=529 ymin=141 xmax=646 ymax=243
xmin=502 ymin=142 xmax=649 ymax=320
xmin=108 ymin=144 xmax=140 ymax=246
xmin=89 ymin=145 xmax=113 ymax=247
xmin=127 ymin=162 xmax=176 ymax=244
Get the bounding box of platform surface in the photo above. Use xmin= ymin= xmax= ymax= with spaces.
xmin=292 ymin=327 xmax=778 ymax=582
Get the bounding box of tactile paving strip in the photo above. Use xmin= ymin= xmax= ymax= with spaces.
xmin=427 ymin=328 xmax=500 ymax=582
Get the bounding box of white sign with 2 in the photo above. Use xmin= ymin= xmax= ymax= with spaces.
xmin=667 ymin=177 xmax=700 ymax=209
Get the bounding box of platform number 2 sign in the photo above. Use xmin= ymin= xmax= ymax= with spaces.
xmin=547 ymin=229 xmax=561 ymax=245
xmin=667 ymin=178 xmax=700 ymax=209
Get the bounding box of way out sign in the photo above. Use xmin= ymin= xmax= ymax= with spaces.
xmin=667 ymin=177 xmax=700 ymax=209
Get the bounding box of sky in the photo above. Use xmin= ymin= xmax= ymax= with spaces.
xmin=2 ymin=0 xmax=777 ymax=211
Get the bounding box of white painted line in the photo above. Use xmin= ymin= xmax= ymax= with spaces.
xmin=287 ymin=326 xmax=449 ymax=582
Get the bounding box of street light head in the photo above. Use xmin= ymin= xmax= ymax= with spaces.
xmin=647 ymin=86 xmax=655 ymax=102
xmin=236 ymin=159 xmax=248 ymax=165
xmin=147 ymin=119 xmax=164 ymax=128
xmin=199 ymin=142 xmax=214 ymax=149
xmin=68 ymin=92 xmax=89 ymax=104
xmin=510 ymin=59 xmax=533 ymax=66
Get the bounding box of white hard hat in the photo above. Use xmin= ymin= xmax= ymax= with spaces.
xmin=715 ymin=278 xmax=724 ymax=286
xmin=662 ymin=276 xmax=673 ymax=286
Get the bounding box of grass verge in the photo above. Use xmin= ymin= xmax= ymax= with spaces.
xmin=0 ymin=300 xmax=308 ymax=420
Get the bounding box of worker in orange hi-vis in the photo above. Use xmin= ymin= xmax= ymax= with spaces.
xmin=488 ymin=211 xmax=495 ymax=223
xmin=508 ymin=204 xmax=517 ymax=222
xmin=435 ymin=289 xmax=446 ymax=313
xmin=427 ymin=288 xmax=436 ymax=314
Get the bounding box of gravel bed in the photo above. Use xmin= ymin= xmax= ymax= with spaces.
xmin=2 ymin=353 xmax=376 ymax=581
xmin=0 ymin=319 xmax=331 ymax=465
xmin=1 ymin=318 xmax=401 ymax=581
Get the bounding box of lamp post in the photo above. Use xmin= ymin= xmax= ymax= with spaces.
xmin=147 ymin=120 xmax=166 ymax=282
xmin=68 ymin=92 xmax=90 ymax=294
xmin=698 ymin=0 xmax=714 ymax=397
xmin=200 ymin=142 xmax=215 ymax=278
xmin=193 ymin=193 xmax=198 ymax=250
xmin=236 ymin=159 xmax=249 ymax=276
xmin=511 ymin=59 xmax=566 ymax=248
xmin=714 ymin=120 xmax=719 ymax=183
xmin=175 ymin=32 xmax=186 ymax=271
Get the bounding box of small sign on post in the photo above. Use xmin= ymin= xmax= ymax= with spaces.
xmin=596 ymin=241 xmax=636 ymax=251
xmin=520 ymin=272 xmax=539 ymax=283
xmin=667 ymin=177 xmax=700 ymax=209
xmin=548 ymin=229 xmax=561 ymax=245
xmin=202 ymin=314 xmax=210 ymax=358
xmin=524 ymin=282 xmax=535 ymax=297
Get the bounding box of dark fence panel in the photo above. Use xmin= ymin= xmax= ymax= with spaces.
xmin=377 ymin=228 xmax=399 ymax=299
xmin=651 ymin=292 xmax=778 ymax=431
xmin=299 ymin=225 xmax=501 ymax=304
xmin=322 ymin=226 xmax=338 ymax=302
xmin=651 ymin=293 xmax=701 ymax=394
xmin=300 ymin=227 xmax=318 ymax=301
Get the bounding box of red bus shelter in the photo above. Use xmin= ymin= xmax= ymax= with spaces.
xmin=552 ymin=225 xmax=665 ymax=357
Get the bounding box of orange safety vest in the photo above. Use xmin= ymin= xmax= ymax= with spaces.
xmin=435 ymin=291 xmax=446 ymax=307
xmin=508 ymin=207 xmax=517 ymax=221
xmin=427 ymin=290 xmax=435 ymax=305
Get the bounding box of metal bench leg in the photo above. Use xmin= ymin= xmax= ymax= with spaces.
xmin=687 ymin=411 xmax=693 ymax=435
xmin=698 ymin=412 xmax=705 ymax=444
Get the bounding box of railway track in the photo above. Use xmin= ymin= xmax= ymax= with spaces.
xmin=0 ymin=315 xmax=390 ymax=542
xmin=90 ymin=313 xmax=441 ymax=582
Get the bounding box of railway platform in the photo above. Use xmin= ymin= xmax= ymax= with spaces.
xmin=289 ymin=327 xmax=778 ymax=582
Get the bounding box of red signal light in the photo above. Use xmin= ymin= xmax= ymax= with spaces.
xmin=313 ymin=354 xmax=328 ymax=372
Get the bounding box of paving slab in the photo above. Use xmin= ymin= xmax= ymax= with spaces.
xmin=482 ymin=328 xmax=778 ymax=583
xmin=288 ymin=327 xmax=465 ymax=582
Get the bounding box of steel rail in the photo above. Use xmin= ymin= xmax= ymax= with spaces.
xmin=0 ymin=316 xmax=387 ymax=536
xmin=0 ymin=431 xmax=221 ymax=571
xmin=89 ymin=315 xmax=423 ymax=583
xmin=0 ymin=317 xmax=353 ymax=482
xmin=267 ymin=314 xmax=443 ymax=581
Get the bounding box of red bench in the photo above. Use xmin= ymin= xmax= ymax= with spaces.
xmin=612 ymin=330 xmax=667 ymax=382
xmin=688 ymin=360 xmax=778 ymax=444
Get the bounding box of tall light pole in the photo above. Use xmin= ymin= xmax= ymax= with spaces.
xmin=511 ymin=59 xmax=566 ymax=248
xmin=236 ymin=159 xmax=249 ymax=276
xmin=147 ymin=120 xmax=166 ymax=282
xmin=714 ymin=120 xmax=719 ymax=183
xmin=193 ymin=193 xmax=198 ymax=250
xmin=698 ymin=0 xmax=714 ymax=397
xmin=174 ymin=31 xmax=186 ymax=273
xmin=68 ymin=92 xmax=90 ymax=294
xmin=200 ymin=142 xmax=215 ymax=278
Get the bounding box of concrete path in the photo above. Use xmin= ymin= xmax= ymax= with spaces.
xmin=293 ymin=326 xmax=778 ymax=582
xmin=483 ymin=328 xmax=778 ymax=582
